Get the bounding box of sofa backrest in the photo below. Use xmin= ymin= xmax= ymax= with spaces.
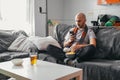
xmin=53 ymin=24 xmax=74 ymax=47
xmin=54 ymin=24 xmax=120 ymax=60
xmin=0 ymin=30 xmax=28 ymax=53
xmin=92 ymin=27 xmax=120 ymax=59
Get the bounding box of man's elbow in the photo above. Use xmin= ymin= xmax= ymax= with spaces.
xmin=92 ymin=44 xmax=96 ymax=47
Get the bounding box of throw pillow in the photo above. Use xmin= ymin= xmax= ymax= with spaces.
xmin=8 ymin=34 xmax=37 ymax=52
xmin=28 ymin=36 xmax=61 ymax=50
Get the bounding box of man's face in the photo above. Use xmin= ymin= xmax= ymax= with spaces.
xmin=75 ymin=16 xmax=86 ymax=28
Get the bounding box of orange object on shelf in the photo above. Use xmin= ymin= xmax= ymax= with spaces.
xmin=97 ymin=0 xmax=120 ymax=5
xmin=106 ymin=0 xmax=120 ymax=4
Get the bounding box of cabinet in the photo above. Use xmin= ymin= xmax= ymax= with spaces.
xmin=97 ymin=0 xmax=120 ymax=5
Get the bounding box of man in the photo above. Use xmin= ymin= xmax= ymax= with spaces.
xmin=46 ymin=12 xmax=96 ymax=66
xmin=63 ymin=13 xmax=96 ymax=65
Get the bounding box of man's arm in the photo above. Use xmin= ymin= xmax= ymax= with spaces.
xmin=63 ymin=28 xmax=75 ymax=47
xmin=89 ymin=38 xmax=96 ymax=47
xmin=70 ymin=38 xmax=96 ymax=52
xmin=63 ymin=37 xmax=75 ymax=47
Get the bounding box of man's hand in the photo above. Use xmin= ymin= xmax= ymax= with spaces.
xmin=70 ymin=43 xmax=83 ymax=52
xmin=69 ymin=35 xmax=75 ymax=43
xmin=64 ymin=35 xmax=75 ymax=47
xmin=70 ymin=43 xmax=79 ymax=52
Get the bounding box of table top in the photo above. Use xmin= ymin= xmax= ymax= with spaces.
xmin=0 ymin=58 xmax=82 ymax=80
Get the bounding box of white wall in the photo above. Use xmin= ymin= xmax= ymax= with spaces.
xmin=63 ymin=0 xmax=120 ymax=26
xmin=47 ymin=0 xmax=64 ymax=36
xmin=63 ymin=0 xmax=97 ymax=25
xmin=48 ymin=0 xmax=64 ymax=23
xmin=48 ymin=0 xmax=120 ymax=26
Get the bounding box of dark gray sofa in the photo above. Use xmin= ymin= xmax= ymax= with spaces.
xmin=0 ymin=30 xmax=29 ymax=62
xmin=39 ymin=24 xmax=120 ymax=80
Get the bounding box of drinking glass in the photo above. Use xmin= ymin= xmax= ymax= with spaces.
xmin=29 ymin=49 xmax=37 ymax=65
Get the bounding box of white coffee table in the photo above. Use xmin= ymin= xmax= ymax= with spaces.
xmin=0 ymin=58 xmax=82 ymax=80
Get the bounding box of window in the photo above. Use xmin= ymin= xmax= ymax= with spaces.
xmin=0 ymin=0 xmax=34 ymax=35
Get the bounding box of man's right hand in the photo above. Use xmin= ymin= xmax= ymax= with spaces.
xmin=64 ymin=36 xmax=75 ymax=47
xmin=69 ymin=35 xmax=75 ymax=42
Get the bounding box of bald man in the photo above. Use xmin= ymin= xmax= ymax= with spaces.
xmin=46 ymin=12 xmax=96 ymax=66
xmin=64 ymin=13 xmax=96 ymax=51
xmin=63 ymin=13 xmax=96 ymax=65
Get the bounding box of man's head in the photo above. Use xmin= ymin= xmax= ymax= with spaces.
xmin=75 ymin=12 xmax=86 ymax=28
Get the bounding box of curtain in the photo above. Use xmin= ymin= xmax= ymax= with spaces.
xmin=0 ymin=0 xmax=35 ymax=36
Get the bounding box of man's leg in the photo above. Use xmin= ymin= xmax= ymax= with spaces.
xmin=76 ymin=45 xmax=96 ymax=62
xmin=46 ymin=45 xmax=66 ymax=62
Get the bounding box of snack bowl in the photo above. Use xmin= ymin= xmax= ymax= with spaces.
xmin=11 ymin=58 xmax=23 ymax=66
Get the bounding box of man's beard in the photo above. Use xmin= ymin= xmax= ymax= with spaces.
xmin=77 ymin=25 xmax=83 ymax=28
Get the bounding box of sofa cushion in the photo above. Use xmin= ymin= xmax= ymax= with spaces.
xmin=92 ymin=27 xmax=120 ymax=59
xmin=76 ymin=59 xmax=119 ymax=80
xmin=111 ymin=62 xmax=120 ymax=80
xmin=0 ymin=52 xmax=29 ymax=62
xmin=0 ymin=53 xmax=11 ymax=62
xmin=8 ymin=34 xmax=34 ymax=52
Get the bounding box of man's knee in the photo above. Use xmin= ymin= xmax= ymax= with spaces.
xmin=76 ymin=45 xmax=96 ymax=60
